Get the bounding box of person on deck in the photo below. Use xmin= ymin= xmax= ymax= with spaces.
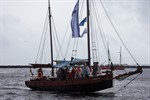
xmin=72 ymin=67 xmax=77 ymax=79
xmin=82 ymin=63 xmax=90 ymax=78
xmin=56 ymin=68 xmax=62 ymax=80
xmin=37 ymin=67 xmax=43 ymax=79
xmin=61 ymin=68 xmax=66 ymax=80
xmin=76 ymin=66 xmax=82 ymax=78
xmin=92 ymin=62 xmax=99 ymax=76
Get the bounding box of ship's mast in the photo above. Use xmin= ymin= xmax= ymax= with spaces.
xmin=48 ymin=0 xmax=54 ymax=76
xmin=107 ymin=42 xmax=111 ymax=66
xmin=86 ymin=0 xmax=91 ymax=66
xmin=119 ymin=46 xmax=122 ymax=66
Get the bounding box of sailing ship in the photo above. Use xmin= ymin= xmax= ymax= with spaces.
xmin=25 ymin=0 xmax=142 ymax=92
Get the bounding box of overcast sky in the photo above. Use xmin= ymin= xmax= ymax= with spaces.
xmin=0 ymin=0 xmax=149 ymax=65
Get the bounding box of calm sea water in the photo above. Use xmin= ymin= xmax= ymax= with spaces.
xmin=0 ymin=68 xmax=149 ymax=100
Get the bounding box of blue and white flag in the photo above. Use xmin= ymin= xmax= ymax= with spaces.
xmin=81 ymin=28 xmax=87 ymax=37
xmin=79 ymin=17 xmax=87 ymax=26
xmin=79 ymin=17 xmax=87 ymax=37
xmin=71 ymin=0 xmax=80 ymax=38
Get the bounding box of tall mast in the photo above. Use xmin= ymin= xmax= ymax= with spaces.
xmin=48 ymin=0 xmax=54 ymax=76
xmin=86 ymin=0 xmax=91 ymax=66
xmin=107 ymin=42 xmax=111 ymax=66
xmin=119 ymin=46 xmax=122 ymax=65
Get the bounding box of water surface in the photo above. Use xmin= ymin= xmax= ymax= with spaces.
xmin=0 ymin=68 xmax=149 ymax=100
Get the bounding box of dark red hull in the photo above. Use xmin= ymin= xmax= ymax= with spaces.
xmin=25 ymin=74 xmax=113 ymax=92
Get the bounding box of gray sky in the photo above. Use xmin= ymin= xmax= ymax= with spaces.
xmin=0 ymin=0 xmax=149 ymax=65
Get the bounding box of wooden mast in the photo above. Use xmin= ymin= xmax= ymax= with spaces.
xmin=119 ymin=46 xmax=122 ymax=66
xmin=107 ymin=42 xmax=110 ymax=66
xmin=48 ymin=0 xmax=54 ymax=76
xmin=86 ymin=0 xmax=91 ymax=66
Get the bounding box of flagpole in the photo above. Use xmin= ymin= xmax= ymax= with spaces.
xmin=87 ymin=0 xmax=91 ymax=66
xmin=48 ymin=0 xmax=54 ymax=76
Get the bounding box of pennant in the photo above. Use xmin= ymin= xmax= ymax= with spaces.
xmin=71 ymin=0 xmax=80 ymax=38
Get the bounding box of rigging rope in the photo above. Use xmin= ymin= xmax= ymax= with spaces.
xmin=91 ymin=0 xmax=111 ymax=63
xmin=99 ymin=0 xmax=139 ymax=66
xmin=90 ymin=2 xmax=98 ymax=62
xmin=71 ymin=0 xmax=86 ymax=59
xmin=35 ymin=10 xmax=49 ymax=63
xmin=64 ymin=34 xmax=72 ymax=59
xmin=52 ymin=17 xmax=64 ymax=59
xmin=56 ymin=21 xmax=70 ymax=60
xmin=114 ymin=73 xmax=141 ymax=93
xmin=71 ymin=38 xmax=77 ymax=58
xmin=90 ymin=0 xmax=143 ymax=92
xmin=40 ymin=24 xmax=48 ymax=63
xmin=52 ymin=25 xmax=60 ymax=60
xmin=92 ymin=1 xmax=108 ymax=53
xmin=75 ymin=38 xmax=79 ymax=58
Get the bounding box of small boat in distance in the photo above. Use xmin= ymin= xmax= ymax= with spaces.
xmin=25 ymin=0 xmax=142 ymax=92
xmin=100 ymin=64 xmax=125 ymax=70
xmin=101 ymin=47 xmax=125 ymax=70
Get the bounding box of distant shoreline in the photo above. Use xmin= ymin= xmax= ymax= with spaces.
xmin=0 ymin=65 xmax=31 ymax=68
xmin=0 ymin=65 xmax=149 ymax=68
